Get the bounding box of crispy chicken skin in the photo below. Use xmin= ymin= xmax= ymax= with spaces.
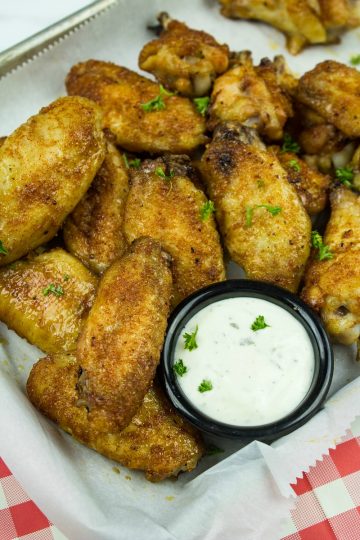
xmin=0 ymin=97 xmax=105 ymax=266
xmin=208 ymin=52 xmax=293 ymax=140
xmin=296 ymin=61 xmax=360 ymax=139
xmin=76 ymin=237 xmax=173 ymax=431
xmin=123 ymin=156 xmax=225 ymax=306
xmin=302 ymin=188 xmax=360 ymax=347
xmin=199 ymin=123 xmax=311 ymax=292
xmin=27 ymin=355 xmax=204 ymax=481
xmin=63 ymin=142 xmax=129 ymax=274
xmin=66 ymin=60 xmax=207 ymax=154
xmin=0 ymin=248 xmax=97 ymax=354
xmin=139 ymin=12 xmax=229 ymax=97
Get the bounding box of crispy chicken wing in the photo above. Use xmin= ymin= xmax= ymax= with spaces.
xmin=302 ymin=188 xmax=360 ymax=347
xmin=200 ymin=123 xmax=311 ymax=291
xmin=123 ymin=156 xmax=225 ymax=306
xmin=139 ymin=12 xmax=229 ymax=97
xmin=27 ymin=355 xmax=204 ymax=481
xmin=0 ymin=248 xmax=97 ymax=354
xmin=208 ymin=52 xmax=293 ymax=140
xmin=66 ymin=60 xmax=207 ymax=154
xmin=63 ymin=142 xmax=129 ymax=274
xmin=0 ymin=97 xmax=105 ymax=266
xmin=76 ymin=237 xmax=172 ymax=430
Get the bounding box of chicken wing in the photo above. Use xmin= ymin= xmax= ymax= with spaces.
xmin=123 ymin=156 xmax=225 ymax=306
xmin=0 ymin=248 xmax=97 ymax=354
xmin=0 ymin=97 xmax=105 ymax=266
xmin=139 ymin=12 xmax=229 ymax=97
xmin=66 ymin=60 xmax=207 ymax=154
xmin=199 ymin=123 xmax=311 ymax=291
xmin=302 ymin=187 xmax=360 ymax=347
xmin=76 ymin=237 xmax=173 ymax=430
xmin=27 ymin=355 xmax=204 ymax=481
xmin=63 ymin=141 xmax=129 ymax=274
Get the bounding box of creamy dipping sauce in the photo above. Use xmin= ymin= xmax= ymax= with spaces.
xmin=173 ymin=297 xmax=315 ymax=426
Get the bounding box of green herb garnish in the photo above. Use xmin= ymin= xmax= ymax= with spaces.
xmin=281 ymin=134 xmax=300 ymax=154
xmin=335 ymin=167 xmax=354 ymax=188
xmin=123 ymin=154 xmax=141 ymax=169
xmin=141 ymin=85 xmax=175 ymax=112
xmin=251 ymin=315 xmax=270 ymax=331
xmin=350 ymin=55 xmax=360 ymax=66
xmin=311 ymin=230 xmax=333 ymax=261
xmin=288 ymin=159 xmax=301 ymax=172
xmin=0 ymin=241 xmax=8 ymax=255
xmin=200 ymin=200 xmax=215 ymax=221
xmin=198 ymin=379 xmax=213 ymax=393
xmin=63 ymin=274 xmax=70 ymax=282
xmin=183 ymin=325 xmax=198 ymax=351
xmin=173 ymin=359 xmax=188 ymax=377
xmin=155 ymin=166 xmax=174 ymax=181
xmin=257 ymin=179 xmax=265 ymax=188
xmin=43 ymin=284 xmax=64 ymax=297
xmin=245 ymin=204 xmax=282 ymax=227
xmin=193 ymin=96 xmax=210 ymax=116
xmin=206 ymin=444 xmax=224 ymax=456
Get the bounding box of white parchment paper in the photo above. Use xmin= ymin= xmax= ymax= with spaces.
xmin=0 ymin=1 xmax=360 ymax=538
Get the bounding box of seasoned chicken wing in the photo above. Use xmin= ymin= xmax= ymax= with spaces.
xmin=63 ymin=141 xmax=129 ymax=274
xmin=27 ymin=355 xmax=204 ymax=481
xmin=139 ymin=12 xmax=229 ymax=97
xmin=0 ymin=248 xmax=97 ymax=354
xmin=0 ymin=97 xmax=105 ymax=266
xmin=76 ymin=237 xmax=172 ymax=430
xmin=302 ymin=187 xmax=360 ymax=347
xmin=208 ymin=52 xmax=293 ymax=140
xmin=200 ymin=123 xmax=311 ymax=291
xmin=124 ymin=156 xmax=225 ymax=306
xmin=66 ymin=60 xmax=207 ymax=154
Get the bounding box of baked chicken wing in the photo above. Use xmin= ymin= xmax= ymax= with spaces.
xmin=200 ymin=123 xmax=311 ymax=291
xmin=63 ymin=141 xmax=129 ymax=274
xmin=0 ymin=97 xmax=105 ymax=266
xmin=123 ymin=156 xmax=225 ymax=306
xmin=66 ymin=60 xmax=207 ymax=154
xmin=139 ymin=12 xmax=229 ymax=97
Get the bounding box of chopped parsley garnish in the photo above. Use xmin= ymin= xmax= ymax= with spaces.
xmin=123 ymin=154 xmax=141 ymax=169
xmin=43 ymin=284 xmax=64 ymax=297
xmin=350 ymin=54 xmax=360 ymax=66
xmin=335 ymin=166 xmax=354 ymax=188
xmin=311 ymin=230 xmax=333 ymax=261
xmin=155 ymin=166 xmax=174 ymax=181
xmin=200 ymin=200 xmax=215 ymax=221
xmin=63 ymin=274 xmax=70 ymax=281
xmin=251 ymin=315 xmax=270 ymax=331
xmin=0 ymin=241 xmax=8 ymax=255
xmin=257 ymin=179 xmax=265 ymax=188
xmin=288 ymin=159 xmax=301 ymax=172
xmin=173 ymin=359 xmax=188 ymax=377
xmin=193 ymin=96 xmax=210 ymax=116
xmin=281 ymin=133 xmax=300 ymax=154
xmin=141 ymin=84 xmax=175 ymax=112
xmin=206 ymin=444 xmax=224 ymax=456
xmin=183 ymin=325 xmax=198 ymax=351
xmin=245 ymin=204 xmax=282 ymax=227
xmin=198 ymin=379 xmax=213 ymax=393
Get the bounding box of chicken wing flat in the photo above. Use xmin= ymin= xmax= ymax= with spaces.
xmin=76 ymin=237 xmax=172 ymax=430
xmin=123 ymin=156 xmax=225 ymax=306
xmin=0 ymin=248 xmax=97 ymax=354
xmin=302 ymin=187 xmax=360 ymax=346
xmin=63 ymin=142 xmax=129 ymax=274
xmin=208 ymin=52 xmax=293 ymax=140
xmin=27 ymin=354 xmax=204 ymax=481
xmin=296 ymin=61 xmax=360 ymax=139
xmin=0 ymin=97 xmax=105 ymax=266
xmin=200 ymin=123 xmax=311 ymax=291
xmin=66 ymin=60 xmax=207 ymax=154
xmin=139 ymin=12 xmax=229 ymax=97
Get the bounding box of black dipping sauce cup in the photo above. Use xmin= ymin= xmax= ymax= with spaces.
xmin=161 ymin=280 xmax=334 ymax=441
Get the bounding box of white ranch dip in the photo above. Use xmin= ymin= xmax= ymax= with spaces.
xmin=174 ymin=297 xmax=315 ymax=426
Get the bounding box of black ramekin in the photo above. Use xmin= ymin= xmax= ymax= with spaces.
xmin=161 ymin=279 xmax=334 ymax=441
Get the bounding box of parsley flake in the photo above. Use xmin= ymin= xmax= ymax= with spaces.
xmin=251 ymin=315 xmax=270 ymax=331
xmin=198 ymin=379 xmax=213 ymax=393
xmin=63 ymin=274 xmax=70 ymax=282
xmin=206 ymin=444 xmax=224 ymax=456
xmin=0 ymin=241 xmax=8 ymax=255
xmin=200 ymin=200 xmax=215 ymax=221
xmin=183 ymin=325 xmax=198 ymax=351
xmin=257 ymin=179 xmax=265 ymax=188
xmin=311 ymin=230 xmax=333 ymax=261
xmin=173 ymin=359 xmax=188 ymax=377
xmin=155 ymin=166 xmax=174 ymax=181
xmin=335 ymin=167 xmax=354 ymax=188
xmin=245 ymin=204 xmax=282 ymax=227
xmin=288 ymin=159 xmax=301 ymax=172
xmin=350 ymin=54 xmax=360 ymax=66
xmin=123 ymin=154 xmax=141 ymax=169
xmin=43 ymin=284 xmax=64 ymax=297
xmin=281 ymin=134 xmax=300 ymax=154
xmin=141 ymin=85 xmax=175 ymax=112
xmin=193 ymin=96 xmax=210 ymax=116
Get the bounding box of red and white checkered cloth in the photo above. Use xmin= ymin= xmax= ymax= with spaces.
xmin=1 ymin=418 xmax=360 ymax=540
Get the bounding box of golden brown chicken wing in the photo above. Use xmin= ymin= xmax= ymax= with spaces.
xmin=200 ymin=123 xmax=311 ymax=291
xmin=66 ymin=60 xmax=207 ymax=154
xmin=139 ymin=12 xmax=229 ymax=97
xmin=302 ymin=187 xmax=360 ymax=347
xmin=123 ymin=156 xmax=225 ymax=306
xmin=63 ymin=142 xmax=129 ymax=274
xmin=0 ymin=97 xmax=105 ymax=266
xmin=27 ymin=354 xmax=204 ymax=481
xmin=76 ymin=237 xmax=172 ymax=431
xmin=0 ymin=248 xmax=97 ymax=354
